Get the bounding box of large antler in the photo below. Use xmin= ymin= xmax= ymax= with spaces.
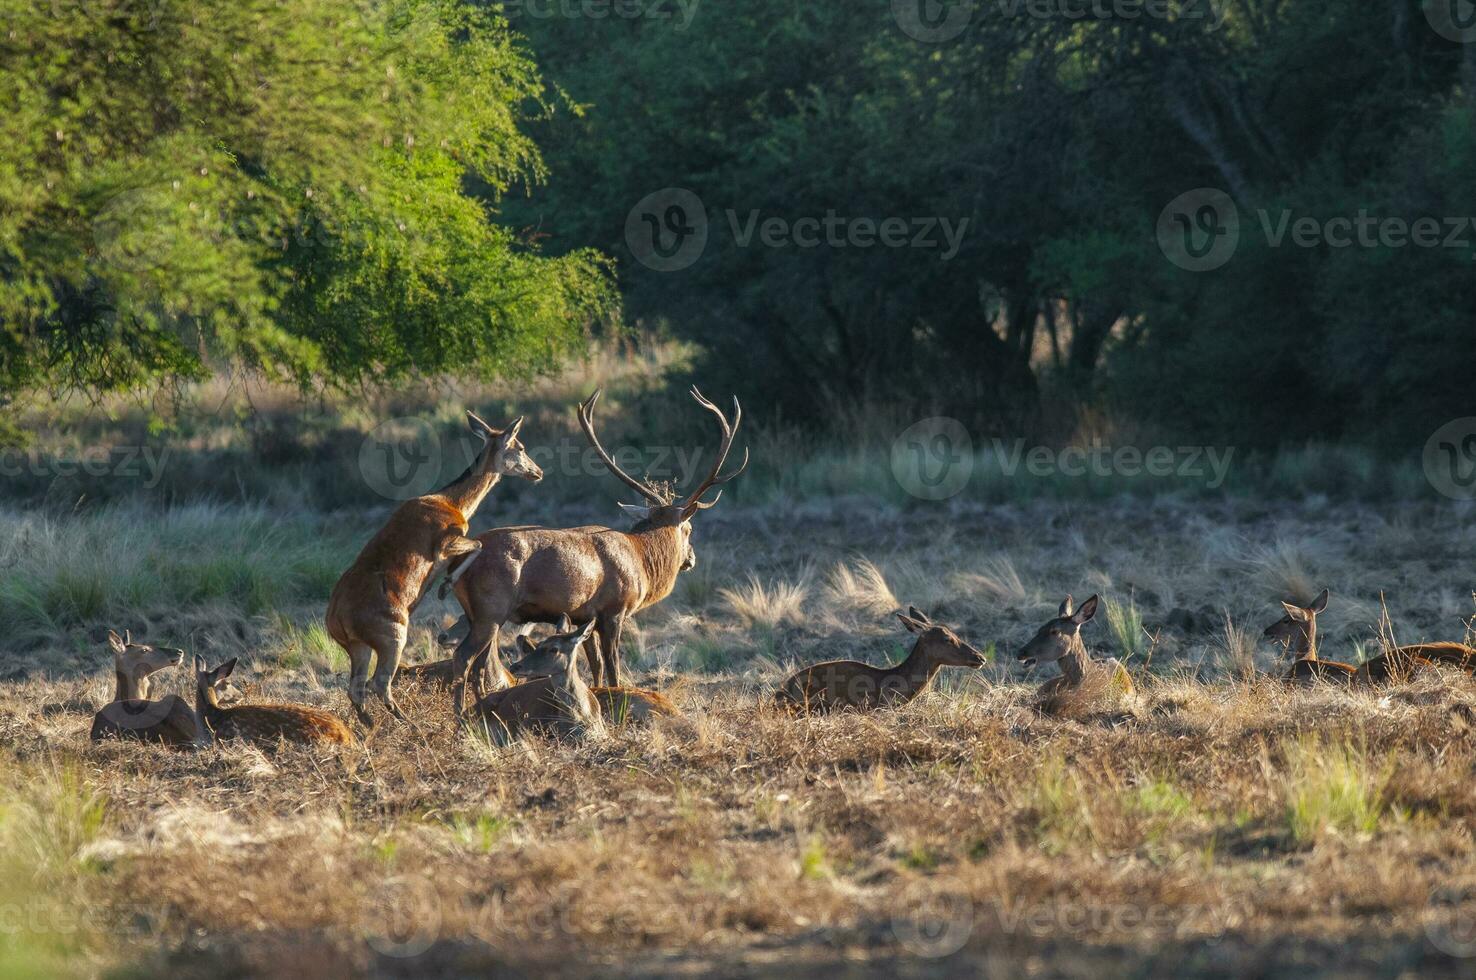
xmin=679 ymin=386 xmax=749 ymax=516
xmin=578 ymin=389 xmax=669 ymax=506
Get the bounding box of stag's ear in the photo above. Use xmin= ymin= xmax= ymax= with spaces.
xmin=1071 ymin=594 xmax=1100 ymax=625
xmin=617 ymin=502 xmax=655 ymax=521
xmin=1058 ymin=595 xmax=1074 ymax=618
xmin=1308 ymin=588 xmax=1329 ymax=614
xmin=107 ymin=630 xmax=126 ymax=655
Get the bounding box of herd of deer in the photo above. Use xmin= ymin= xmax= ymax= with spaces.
xmin=87 ymin=390 xmax=1476 ymax=750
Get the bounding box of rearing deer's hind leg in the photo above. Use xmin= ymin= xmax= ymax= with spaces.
xmin=368 ymin=625 xmax=409 ymax=724
xmin=346 ymin=641 xmax=376 ymax=728
xmin=452 ymin=616 xmax=498 ymax=724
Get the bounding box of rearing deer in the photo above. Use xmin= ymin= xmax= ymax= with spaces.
xmin=447 ymin=387 xmax=746 ymax=720
xmin=326 ymin=412 xmax=542 ymax=727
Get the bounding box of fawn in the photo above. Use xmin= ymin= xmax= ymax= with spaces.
xmin=773 ymin=607 xmax=985 ymax=713
xmin=466 ymin=619 xmax=602 ymax=744
xmin=1017 ymin=595 xmax=1135 ymax=699
xmin=1262 ymin=588 xmax=1474 ymax=685
xmin=510 ymin=627 xmax=679 ymax=726
xmin=194 ymin=656 xmax=355 ymax=747
xmin=90 ymin=630 xmax=204 ymax=748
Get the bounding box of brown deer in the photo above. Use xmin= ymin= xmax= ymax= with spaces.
xmin=327 ymin=411 xmax=542 ymax=727
xmin=1262 ymin=588 xmax=1474 ymax=685
xmin=511 ymin=627 xmax=680 ymax=726
xmin=773 ymin=607 xmax=985 ymax=713
xmin=1017 ymin=595 xmax=1135 ymax=700
xmin=90 ymin=630 xmax=203 ymax=748
xmin=466 ymin=619 xmax=601 ymax=744
xmin=194 ymin=655 xmax=355 ymax=747
xmin=447 ymin=387 xmax=746 ymax=719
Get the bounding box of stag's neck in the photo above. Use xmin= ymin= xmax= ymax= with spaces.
xmin=891 ymin=640 xmax=945 ymax=697
xmin=115 ymin=669 xmax=147 ymax=702
xmin=437 ymin=458 xmax=502 ymax=520
xmin=632 ymin=525 xmax=686 ymax=605
xmin=1058 ymin=636 xmax=1090 ymax=684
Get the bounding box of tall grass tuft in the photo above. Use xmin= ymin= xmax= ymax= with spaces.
xmin=1104 ymin=594 xmax=1148 ymax=663
xmin=1282 ymin=736 xmax=1394 ymax=843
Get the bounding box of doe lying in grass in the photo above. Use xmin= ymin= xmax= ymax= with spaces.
xmin=1018 ymin=595 xmax=1135 ymax=708
xmin=511 ymin=629 xmax=680 ymax=726
xmin=773 ymin=607 xmax=985 ymax=714
xmin=90 ymin=629 xmax=203 ymax=749
xmin=194 ymin=656 xmax=354 ymax=747
xmin=467 ymin=619 xmax=602 ymax=744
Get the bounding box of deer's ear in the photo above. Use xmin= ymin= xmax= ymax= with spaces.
xmin=1072 ymin=594 xmax=1100 ymax=625
xmin=193 ymin=653 xmax=207 ymax=674
xmin=1281 ymin=601 xmax=1308 ymax=622
xmin=216 ymin=657 xmax=238 ymax=679
xmin=556 ymin=614 xmax=573 ymax=633
xmin=1058 ymin=595 xmax=1074 ymax=618
xmin=908 ymin=605 xmax=932 ymax=625
xmin=466 ymin=410 xmax=497 ymax=440
xmin=107 ymin=630 xmax=126 ymax=654
xmin=1308 ymin=588 xmax=1329 ymax=614
xmin=516 ymin=635 xmax=537 ymax=657
xmin=576 ymin=619 xmax=597 ymax=641
xmin=617 ymin=502 xmax=654 ymax=520
xmin=896 ymin=612 xmax=924 ymax=634
xmin=500 ymin=416 xmax=525 ymax=444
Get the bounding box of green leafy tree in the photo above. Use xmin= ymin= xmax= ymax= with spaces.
xmin=0 ymin=0 xmax=613 ymax=393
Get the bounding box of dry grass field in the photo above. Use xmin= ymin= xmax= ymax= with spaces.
xmin=3 ymin=490 xmax=1476 ymax=977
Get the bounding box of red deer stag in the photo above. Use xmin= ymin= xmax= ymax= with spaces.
xmin=90 ymin=630 xmax=203 ymax=748
xmin=327 ymin=412 xmax=542 ymax=727
xmin=448 ymin=387 xmax=746 ymax=720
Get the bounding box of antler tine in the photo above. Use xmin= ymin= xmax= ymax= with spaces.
xmin=681 ymin=387 xmax=748 ymax=511
xmin=577 ymin=389 xmax=668 ymax=505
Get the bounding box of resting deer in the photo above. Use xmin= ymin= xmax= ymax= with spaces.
xmin=1017 ymin=595 xmax=1135 ymax=699
xmin=511 ymin=627 xmax=680 ymax=726
xmin=194 ymin=656 xmax=354 ymax=747
xmin=326 ymin=411 xmax=542 ymax=727
xmin=447 ymin=387 xmax=746 ymax=720
xmin=773 ymin=607 xmax=985 ymax=713
xmin=466 ymin=619 xmax=601 ymax=744
xmin=1262 ymin=588 xmax=1474 ymax=685
xmin=90 ymin=630 xmax=204 ymax=748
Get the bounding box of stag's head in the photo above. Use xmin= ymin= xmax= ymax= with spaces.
xmin=466 ymin=412 xmax=543 ymax=484
xmin=509 ymin=617 xmax=597 ymax=681
xmin=897 ymin=607 xmax=986 ymax=667
xmin=194 ymin=654 xmax=244 ymax=709
xmin=1262 ymin=587 xmax=1327 ymax=657
xmin=1018 ymin=594 xmax=1099 ymax=668
xmin=579 ymin=386 xmax=748 ymax=571
xmin=108 ymin=629 xmax=184 ymax=690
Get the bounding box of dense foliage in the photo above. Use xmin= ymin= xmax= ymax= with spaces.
xmin=507 ymin=1 xmax=1476 ymax=447
xmin=0 ymin=0 xmax=613 ymax=393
